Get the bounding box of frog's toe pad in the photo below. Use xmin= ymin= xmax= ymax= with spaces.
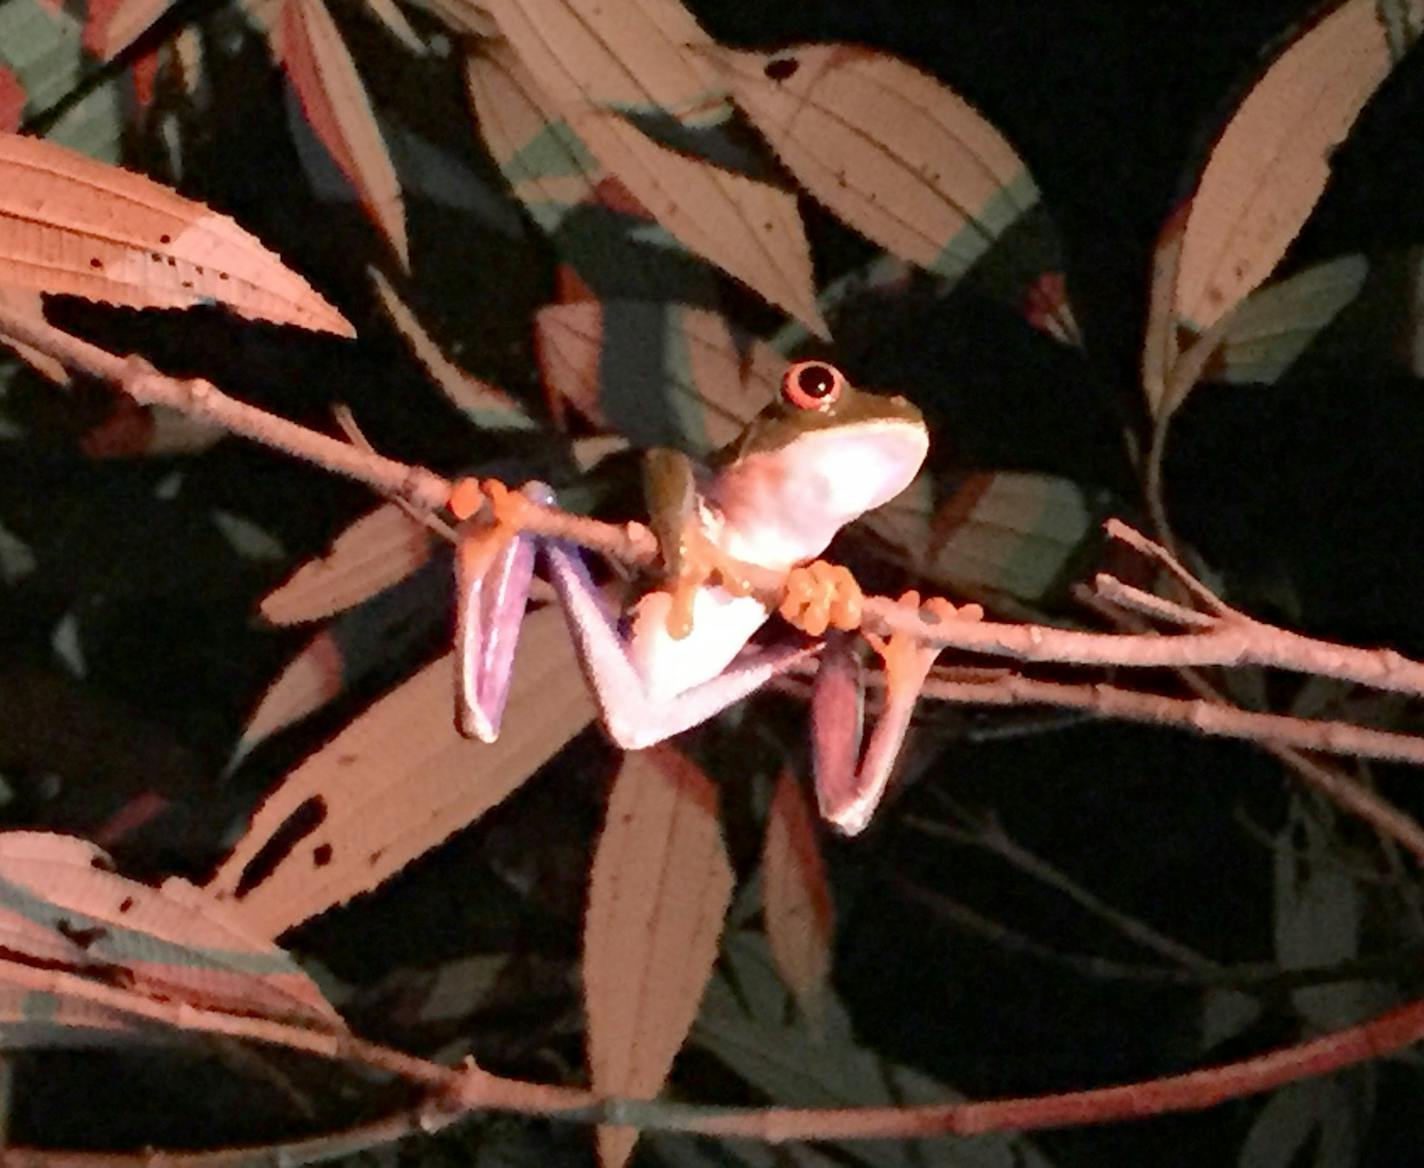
xmin=780 ymin=560 xmax=863 ymax=637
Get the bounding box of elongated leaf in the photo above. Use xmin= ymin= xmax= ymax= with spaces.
xmin=240 ymin=555 xmax=449 ymax=763
xmin=237 ymin=628 xmax=346 ymax=760
xmin=0 ymin=286 xmax=68 ymax=382
xmin=572 ymin=108 xmax=827 ymax=337
xmin=1173 ymin=0 xmax=1421 ymax=336
xmin=762 ymin=768 xmax=833 ymax=1026
xmin=0 ymin=832 xmax=343 ymax=1028
xmin=208 ymin=607 xmax=594 ymax=938
xmin=482 ymin=0 xmax=725 ymax=124
xmin=585 ymin=746 xmax=733 ymax=1168
xmin=716 ymin=44 xmax=1039 ymax=285
xmin=466 ymin=43 xmax=605 ymax=235
xmin=863 ymin=470 xmax=1110 ymax=612
xmin=1216 ymin=254 xmax=1367 ymax=384
xmin=535 ymin=298 xmax=776 ymax=453
xmin=260 ymin=501 xmax=433 ymax=625
xmin=418 ymin=0 xmax=499 ymax=36
xmin=0 ymin=133 xmax=353 ymax=334
xmin=370 ymin=267 xmax=535 ymax=429
xmin=276 ymin=0 xmax=407 ymax=265
xmin=697 ymin=932 xmax=1051 ymax=1168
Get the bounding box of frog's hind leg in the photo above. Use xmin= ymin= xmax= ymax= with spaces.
xmin=544 ymin=540 xmax=814 ymax=750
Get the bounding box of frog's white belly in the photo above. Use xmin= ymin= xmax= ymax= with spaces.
xmin=627 ymin=585 xmax=771 ymax=701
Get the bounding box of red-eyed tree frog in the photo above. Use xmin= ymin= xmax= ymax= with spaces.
xmin=453 ymin=361 xmax=981 ymax=834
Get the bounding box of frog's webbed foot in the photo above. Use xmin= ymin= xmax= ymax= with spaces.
xmin=450 ymin=479 xmax=551 ymax=742
xmin=813 ymin=590 xmax=984 ymax=835
xmin=780 ymin=559 xmax=864 ymax=637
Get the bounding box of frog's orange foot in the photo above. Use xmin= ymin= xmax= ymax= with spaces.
xmin=865 ymin=591 xmax=979 ymax=690
xmin=449 ymin=478 xmax=538 ymax=580
xmin=780 ymin=560 xmax=864 ymax=638
xmin=448 ymin=477 xmax=538 ymax=532
xmin=662 ymin=525 xmax=761 ymax=639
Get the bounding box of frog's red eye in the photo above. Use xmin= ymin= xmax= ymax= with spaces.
xmin=782 ymin=361 xmax=845 ymax=411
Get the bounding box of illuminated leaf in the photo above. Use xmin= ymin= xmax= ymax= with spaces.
xmin=572 ymin=108 xmax=827 ymax=337
xmin=208 ymin=607 xmax=594 ymax=938
xmin=717 ymin=44 xmax=1040 ymax=285
xmin=370 ymin=266 xmax=536 ymax=429
xmin=0 ymin=133 xmax=353 ymax=334
xmin=465 ymin=43 xmax=604 ymax=234
xmin=585 ymin=746 xmax=733 ymax=1168
xmin=259 ymin=501 xmax=433 ymax=625
xmin=864 ymin=471 xmax=1110 ymax=612
xmin=482 ymin=0 xmax=724 ymax=124
xmin=0 ymin=832 xmax=343 ymax=1028
xmin=276 ymin=0 xmax=407 ymax=265
xmin=1172 ymin=0 xmax=1420 ymax=336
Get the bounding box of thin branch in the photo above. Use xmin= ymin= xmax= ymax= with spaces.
xmin=917 ymin=672 xmax=1424 ymax=774
xmin=12 ymin=305 xmax=1424 ymax=704
xmin=11 ymin=951 xmax=1424 ymax=1152
xmin=1075 ymin=586 xmax=1424 ymax=864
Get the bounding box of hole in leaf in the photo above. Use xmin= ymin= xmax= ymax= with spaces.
xmin=233 ymin=797 xmax=327 ymax=899
xmin=764 ymin=57 xmax=799 ymax=81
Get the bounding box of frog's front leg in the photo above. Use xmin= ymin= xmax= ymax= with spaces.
xmin=810 ymin=591 xmax=983 ymax=835
xmin=543 ymin=540 xmax=816 ymax=749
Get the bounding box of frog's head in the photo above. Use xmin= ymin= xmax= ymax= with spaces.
xmin=710 ymin=361 xmax=930 ymax=567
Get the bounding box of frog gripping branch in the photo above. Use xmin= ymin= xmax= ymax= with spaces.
xmin=452 ymin=360 xmax=967 ymax=834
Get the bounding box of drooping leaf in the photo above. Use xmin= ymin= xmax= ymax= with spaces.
xmin=0 ymin=832 xmax=344 ymax=1029
xmin=276 ymin=0 xmax=408 ymax=265
xmin=1216 ymin=254 xmax=1367 ymax=384
xmin=240 ymin=557 xmax=448 ymax=762
xmin=535 ymin=297 xmax=777 ymax=453
xmin=237 ymin=629 xmax=345 ymax=761
xmin=863 ymin=470 xmax=1112 ymax=613
xmin=572 ymin=108 xmax=828 ymax=337
xmin=1171 ymin=0 xmax=1420 ymax=339
xmin=360 ymin=0 xmax=426 ymax=54
xmin=259 ymin=501 xmax=433 ymax=625
xmin=584 ymin=746 xmax=733 ymax=1168
xmin=0 ymin=133 xmax=354 ymax=334
xmin=715 ymin=44 xmax=1040 ymax=287
xmin=370 ymin=266 xmax=536 ymax=429
xmin=466 ymin=42 xmax=605 ymax=236
xmin=696 ymin=932 xmax=1051 ymax=1168
xmin=762 ymin=768 xmax=833 ymax=1026
xmin=482 ymin=0 xmax=725 ymax=125
xmin=208 ymin=606 xmax=595 ymax=938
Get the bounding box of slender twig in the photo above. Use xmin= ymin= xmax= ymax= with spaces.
xmin=1074 ymin=586 xmax=1424 ymax=864
xmin=11 ymin=304 xmax=1424 ymax=704
xmin=10 ymin=951 xmax=1424 ymax=1152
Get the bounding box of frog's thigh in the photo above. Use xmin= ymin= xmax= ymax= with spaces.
xmin=629 ymin=588 xmax=772 ymax=702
